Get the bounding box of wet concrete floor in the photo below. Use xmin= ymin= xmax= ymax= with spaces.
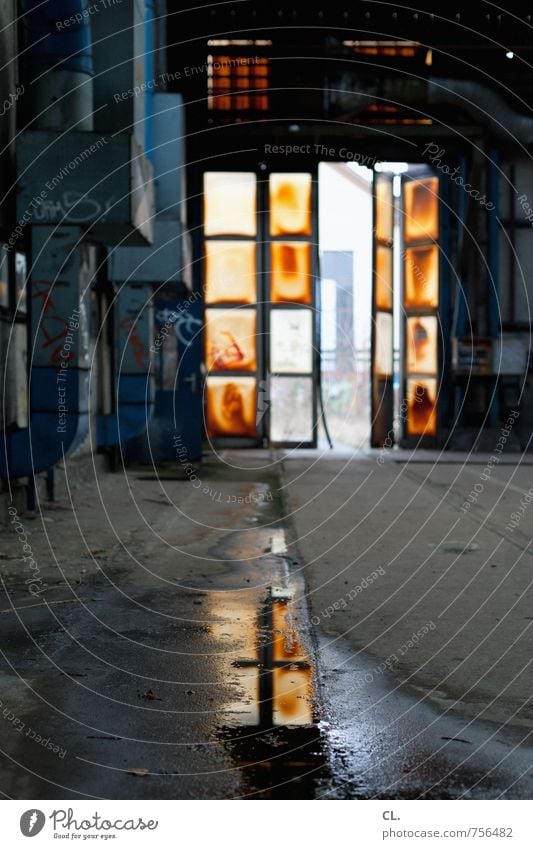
xmin=0 ymin=451 xmax=532 ymax=798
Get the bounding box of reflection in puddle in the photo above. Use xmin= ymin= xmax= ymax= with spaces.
xmin=228 ymin=588 xmax=314 ymax=728
xmin=216 ymin=587 xmax=327 ymax=798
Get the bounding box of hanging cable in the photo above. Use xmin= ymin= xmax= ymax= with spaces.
xmin=315 ymin=247 xmax=334 ymax=449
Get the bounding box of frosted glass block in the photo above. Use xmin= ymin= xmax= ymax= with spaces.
xmin=406 ymin=377 xmax=437 ymax=436
xmin=271 ymin=242 xmax=312 ymax=304
xmin=404 ymin=177 xmax=439 ymax=242
xmin=270 ymin=309 xmax=313 ymax=374
xmin=205 ymin=308 xmax=257 ymax=372
xmin=204 ymin=172 xmax=256 ymax=236
xmin=375 ymin=178 xmax=393 ymax=244
xmin=404 ymin=245 xmax=439 ymax=308
xmin=206 ymin=376 xmax=257 ymax=437
xmin=205 ymin=241 xmax=256 ymax=304
xmin=406 ymin=315 xmax=438 ymax=375
xmin=375 ymin=311 xmax=393 ymax=377
xmin=270 ymin=173 xmax=312 ymax=236
xmin=270 ymin=376 xmax=313 ymax=443
xmin=375 ymin=245 xmax=393 ymax=310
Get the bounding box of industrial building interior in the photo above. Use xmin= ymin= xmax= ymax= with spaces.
xmin=2 ymin=0 xmax=533 ymax=805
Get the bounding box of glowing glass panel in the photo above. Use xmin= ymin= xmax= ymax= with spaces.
xmin=406 ymin=315 xmax=438 ymax=375
xmin=375 ymin=311 xmax=393 ymax=377
xmin=205 ymin=308 xmax=257 ymax=372
xmin=205 ymin=241 xmax=256 ymax=304
xmin=375 ymin=178 xmax=393 ymax=243
xmin=406 ymin=378 xmax=437 ymax=436
xmin=270 ymin=173 xmax=312 ymax=236
xmin=404 ymin=177 xmax=439 ymax=242
xmin=404 ymin=245 xmax=439 ymax=308
xmin=271 ymin=242 xmax=312 ymax=304
xmin=375 ymin=245 xmax=393 ymax=310
xmin=206 ymin=376 xmax=257 ymax=437
xmin=204 ymin=172 xmax=256 ymax=236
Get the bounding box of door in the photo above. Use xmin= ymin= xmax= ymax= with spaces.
xmin=371 ymin=172 xmax=395 ymax=447
xmin=400 ymin=169 xmax=440 ymax=446
xmin=202 ymin=170 xmax=318 ymax=447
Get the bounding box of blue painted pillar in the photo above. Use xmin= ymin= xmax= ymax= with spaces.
xmin=1 ymin=226 xmax=90 ymax=478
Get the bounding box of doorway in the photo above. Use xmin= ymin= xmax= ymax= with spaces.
xmin=318 ymin=161 xmax=441 ymax=451
xmin=201 ymin=162 xmax=441 ymax=450
xmin=202 ymin=170 xmax=318 ymax=448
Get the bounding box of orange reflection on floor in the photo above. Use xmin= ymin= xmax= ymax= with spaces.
xmin=271 ymin=242 xmax=312 ymax=303
xmin=406 ymin=316 xmax=438 ymax=375
xmin=272 ymin=601 xmax=313 ymax=726
xmin=272 ymin=601 xmax=306 ymax=663
xmin=206 ymin=376 xmax=257 ymax=437
xmin=205 ymin=241 xmax=256 ymax=304
xmin=205 ymin=309 xmax=257 ymax=372
xmin=404 ymin=244 xmax=439 ymax=308
xmin=273 ymin=666 xmax=313 ymax=726
xmin=404 ymin=177 xmax=439 ymax=242
xmin=270 ymin=173 xmax=312 ymax=236
xmin=407 ymin=378 xmax=437 ymax=436
xmin=204 ymin=172 xmax=257 ymax=236
xmin=375 ymin=245 xmax=393 ymax=310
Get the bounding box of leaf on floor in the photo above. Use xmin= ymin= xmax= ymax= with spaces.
xmin=141 ymin=688 xmax=162 ymax=701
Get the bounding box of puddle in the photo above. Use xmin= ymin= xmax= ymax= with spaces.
xmin=227 ymin=588 xmax=314 ymax=728
xmin=216 ymin=587 xmax=328 ymax=798
xmin=180 ymin=463 xmax=331 ymax=798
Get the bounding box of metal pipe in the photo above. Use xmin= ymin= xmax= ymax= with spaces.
xmin=20 ymin=0 xmax=94 ymax=130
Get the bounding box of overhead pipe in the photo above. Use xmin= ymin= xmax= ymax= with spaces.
xmin=331 ymin=75 xmax=533 ymax=144
xmin=20 ymin=0 xmax=94 ymax=130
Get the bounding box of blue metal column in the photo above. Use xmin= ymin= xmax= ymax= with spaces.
xmin=1 ymin=226 xmax=89 ymax=478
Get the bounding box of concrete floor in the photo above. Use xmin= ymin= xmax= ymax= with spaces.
xmin=1 ymin=449 xmax=533 ymax=799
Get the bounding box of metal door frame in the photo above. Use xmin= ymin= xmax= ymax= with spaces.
xmin=202 ymin=166 xmax=319 ymax=449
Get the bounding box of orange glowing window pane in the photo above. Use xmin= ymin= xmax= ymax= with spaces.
xmin=375 ymin=179 xmax=393 ymax=243
xmin=403 ymin=177 xmax=439 ymax=242
xmin=271 ymin=242 xmax=312 ymax=304
xmin=375 ymin=311 xmax=393 ymax=377
xmin=204 ymin=172 xmax=256 ymax=236
xmin=205 ymin=308 xmax=257 ymax=373
xmin=207 ymin=56 xmax=270 ymax=112
xmin=270 ymin=173 xmax=312 ymax=236
xmin=375 ymin=245 xmax=393 ymax=310
xmin=206 ymin=376 xmax=257 ymax=437
xmin=404 ymin=245 xmax=439 ymax=308
xmin=406 ymin=378 xmax=437 ymax=436
xmin=205 ymin=241 xmax=256 ymax=304
xmin=406 ymin=316 xmax=438 ymax=375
